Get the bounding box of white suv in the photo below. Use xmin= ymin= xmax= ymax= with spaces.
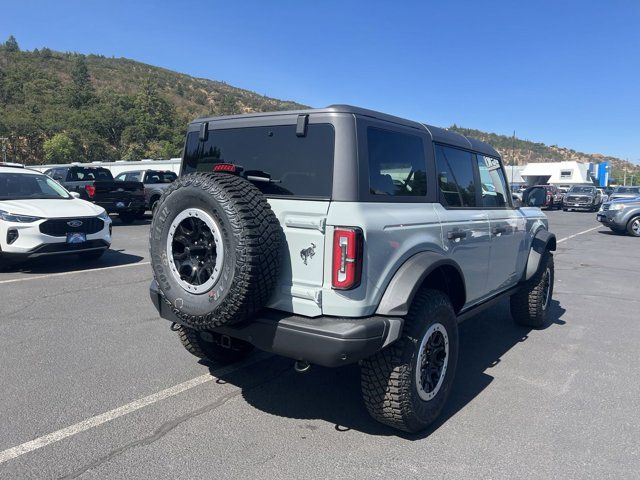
xmin=0 ymin=165 xmax=112 ymax=264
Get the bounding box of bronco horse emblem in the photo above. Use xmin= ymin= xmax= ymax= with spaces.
xmin=300 ymin=243 xmax=316 ymax=265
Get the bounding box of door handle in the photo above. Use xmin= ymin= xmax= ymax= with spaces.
xmin=447 ymin=230 xmax=467 ymax=240
xmin=491 ymin=226 xmax=508 ymax=235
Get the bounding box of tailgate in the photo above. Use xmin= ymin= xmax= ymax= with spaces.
xmin=266 ymin=198 xmax=329 ymax=317
xmin=94 ymin=181 xmax=144 ymax=200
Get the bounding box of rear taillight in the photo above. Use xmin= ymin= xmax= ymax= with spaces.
xmin=85 ymin=185 xmax=96 ymax=199
xmin=332 ymin=227 xmax=363 ymax=290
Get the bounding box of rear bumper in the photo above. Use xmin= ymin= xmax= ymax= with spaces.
xmin=97 ymin=198 xmax=146 ymax=213
xmin=149 ymin=280 xmax=403 ymax=368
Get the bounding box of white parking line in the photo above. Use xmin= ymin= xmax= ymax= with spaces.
xmin=0 ymin=353 xmax=269 ymax=465
xmin=557 ymin=226 xmax=600 ymax=244
xmin=0 ymin=261 xmax=151 ymax=285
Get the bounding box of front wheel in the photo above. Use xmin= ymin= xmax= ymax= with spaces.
xmin=510 ymin=252 xmax=554 ymax=328
xmin=627 ymin=216 xmax=640 ymax=237
xmin=361 ymin=289 xmax=459 ymax=433
xmin=177 ymin=325 xmax=254 ymax=364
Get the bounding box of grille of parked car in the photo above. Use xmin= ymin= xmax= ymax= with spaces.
xmin=565 ymin=195 xmax=590 ymax=203
xmin=39 ymin=217 xmax=104 ymax=237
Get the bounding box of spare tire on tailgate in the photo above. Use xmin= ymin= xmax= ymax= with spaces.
xmin=149 ymin=172 xmax=282 ymax=329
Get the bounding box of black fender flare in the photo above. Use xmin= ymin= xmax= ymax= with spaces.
xmin=524 ymin=229 xmax=556 ymax=281
xmin=375 ymin=251 xmax=466 ymax=316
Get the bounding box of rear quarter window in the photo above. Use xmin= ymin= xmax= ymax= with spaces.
xmin=367 ymin=127 xmax=427 ymax=197
xmin=182 ymin=124 xmax=335 ymax=199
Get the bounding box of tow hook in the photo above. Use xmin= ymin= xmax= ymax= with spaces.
xmin=294 ymin=360 xmax=311 ymax=374
xmin=170 ymin=322 xmax=180 ymax=332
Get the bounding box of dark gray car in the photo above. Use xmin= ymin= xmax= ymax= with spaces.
xmin=115 ymin=170 xmax=177 ymax=213
xmin=608 ymin=186 xmax=640 ymax=202
xmin=597 ymin=197 xmax=640 ymax=236
xmin=562 ymin=185 xmax=602 ymax=212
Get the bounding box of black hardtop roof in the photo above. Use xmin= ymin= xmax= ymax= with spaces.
xmin=193 ymin=104 xmax=500 ymax=158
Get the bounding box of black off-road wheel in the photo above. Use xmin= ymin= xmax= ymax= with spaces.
xmin=510 ymin=251 xmax=554 ymax=328
xmin=626 ymin=216 xmax=640 ymax=237
xmin=177 ymin=325 xmax=254 ymax=364
xmin=360 ymin=289 xmax=459 ymax=433
xmin=149 ymin=173 xmax=282 ymax=330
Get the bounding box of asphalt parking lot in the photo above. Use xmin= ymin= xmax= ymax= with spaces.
xmin=1 ymin=211 xmax=638 ymax=479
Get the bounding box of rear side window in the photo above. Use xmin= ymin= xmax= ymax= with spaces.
xmin=69 ymin=168 xmax=113 ymax=181
xmin=435 ymin=145 xmax=476 ymax=207
xmin=146 ymin=171 xmax=177 ymax=183
xmin=182 ymin=124 xmax=335 ymax=198
xmin=476 ymin=154 xmax=508 ymax=207
xmin=367 ymin=127 xmax=427 ymax=196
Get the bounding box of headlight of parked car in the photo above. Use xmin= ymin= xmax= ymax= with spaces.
xmin=98 ymin=210 xmax=110 ymax=221
xmin=0 ymin=209 xmax=42 ymax=223
xmin=609 ymin=203 xmax=625 ymax=211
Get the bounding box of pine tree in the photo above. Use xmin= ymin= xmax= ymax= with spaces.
xmin=67 ymin=56 xmax=94 ymax=108
xmin=4 ymin=35 xmax=19 ymax=52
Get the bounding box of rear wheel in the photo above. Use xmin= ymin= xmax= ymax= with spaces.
xmin=177 ymin=325 xmax=253 ymax=364
xmin=627 ymin=216 xmax=640 ymax=237
xmin=360 ymin=289 xmax=459 ymax=433
xmin=511 ymin=252 xmax=554 ymax=328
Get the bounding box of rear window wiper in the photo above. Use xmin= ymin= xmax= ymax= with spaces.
xmin=243 ymin=170 xmax=282 ymax=184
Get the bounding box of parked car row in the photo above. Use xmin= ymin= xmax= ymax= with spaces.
xmin=518 ymin=185 xmax=639 ymax=212
xmin=44 ymin=166 xmax=178 ymax=223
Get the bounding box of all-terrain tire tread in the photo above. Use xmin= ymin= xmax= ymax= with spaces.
xmin=150 ymin=172 xmax=282 ymax=329
xmin=360 ymin=289 xmax=455 ymax=432
xmin=510 ymin=252 xmax=554 ymax=328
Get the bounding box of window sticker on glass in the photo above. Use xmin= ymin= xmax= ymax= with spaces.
xmin=483 ymin=156 xmax=501 ymax=170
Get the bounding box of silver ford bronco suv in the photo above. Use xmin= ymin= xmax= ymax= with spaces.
xmin=149 ymin=105 xmax=556 ymax=433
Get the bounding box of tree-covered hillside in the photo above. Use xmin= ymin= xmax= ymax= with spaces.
xmin=0 ymin=36 xmax=304 ymax=164
xmin=0 ymin=35 xmax=637 ymax=184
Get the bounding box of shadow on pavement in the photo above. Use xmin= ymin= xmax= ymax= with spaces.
xmin=211 ymin=298 xmax=566 ymax=438
xmin=1 ymin=248 xmax=145 ymax=274
xmin=110 ymin=215 xmax=152 ymax=227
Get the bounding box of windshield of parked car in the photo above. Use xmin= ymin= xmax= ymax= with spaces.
xmin=569 ymin=186 xmax=595 ymax=193
xmin=0 ymin=173 xmax=71 ymax=200
xmin=615 ymin=187 xmax=640 ymax=193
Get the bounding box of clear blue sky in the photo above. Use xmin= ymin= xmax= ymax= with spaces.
xmin=2 ymin=0 xmax=639 ymax=160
